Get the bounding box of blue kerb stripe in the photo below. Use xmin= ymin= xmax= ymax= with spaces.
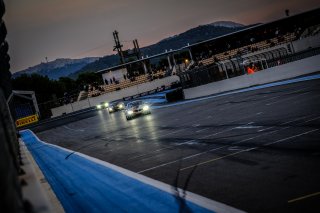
xmin=20 ymin=130 xmax=215 ymax=213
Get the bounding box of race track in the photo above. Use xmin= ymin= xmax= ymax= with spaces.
xmin=33 ymin=78 xmax=320 ymax=213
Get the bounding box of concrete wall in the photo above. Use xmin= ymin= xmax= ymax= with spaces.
xmin=184 ymin=54 xmax=320 ymax=99
xmin=292 ymin=34 xmax=320 ymax=52
xmin=51 ymin=75 xmax=179 ymax=117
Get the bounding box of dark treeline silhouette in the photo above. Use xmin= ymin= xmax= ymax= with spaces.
xmin=11 ymin=72 xmax=103 ymax=104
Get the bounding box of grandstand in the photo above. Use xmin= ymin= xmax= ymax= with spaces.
xmin=49 ymin=7 xmax=320 ymax=118
xmin=87 ymin=70 xmax=167 ymax=98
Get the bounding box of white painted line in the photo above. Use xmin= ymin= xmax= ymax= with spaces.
xmin=258 ymin=116 xmax=308 ymax=132
xmin=303 ymin=116 xmax=320 ymax=123
xmin=128 ymin=147 xmax=171 ymax=160
xmin=131 ymin=122 xmax=254 ymax=160
xmin=137 ymin=116 xmax=317 ymax=173
xmin=133 ymin=121 xmax=249 ymax=159
xmin=181 ymin=129 xmax=319 ymax=171
xmin=228 ymin=146 xmax=243 ymax=151
xmin=137 ymin=122 xmax=255 ymax=173
xmin=288 ymin=191 xmax=320 ymax=203
xmin=192 ymin=124 xmax=201 ymax=127
xmin=196 ymin=128 xmax=210 ymax=133
xmin=266 ymin=91 xmax=310 ymax=106
xmin=23 ymin=130 xmax=245 ymax=213
xmin=265 ymin=129 xmax=319 ymax=146
xmin=200 ymin=122 xmax=254 ymax=139
xmin=235 ymin=125 xmax=262 ymax=129
xmin=63 ymin=125 xmax=85 ymax=132
xmin=151 ymin=129 xmax=185 ymax=139
xmin=132 ymin=116 xmax=261 ymax=163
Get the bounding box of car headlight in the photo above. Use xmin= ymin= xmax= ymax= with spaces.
xmin=97 ymin=104 xmax=102 ymax=109
xmin=143 ymin=105 xmax=149 ymax=111
xmin=119 ymin=104 xmax=124 ymax=109
xmin=104 ymin=103 xmax=109 ymax=108
xmin=128 ymin=110 xmax=133 ymax=115
xmin=109 ymin=107 xmax=113 ymax=112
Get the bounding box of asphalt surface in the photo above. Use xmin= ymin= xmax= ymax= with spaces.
xmin=34 ymin=79 xmax=320 ymax=213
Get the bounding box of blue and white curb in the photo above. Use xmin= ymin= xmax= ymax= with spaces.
xmin=20 ymin=130 xmax=244 ymax=213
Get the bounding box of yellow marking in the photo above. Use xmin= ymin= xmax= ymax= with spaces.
xmin=288 ymin=192 xmax=320 ymax=203
xmin=16 ymin=114 xmax=38 ymax=127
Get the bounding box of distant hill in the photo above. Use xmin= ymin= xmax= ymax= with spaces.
xmin=14 ymin=21 xmax=245 ymax=79
xmin=68 ymin=54 xmax=120 ymax=79
xmin=141 ymin=21 xmax=245 ymax=56
xmin=13 ymin=57 xmax=99 ymax=80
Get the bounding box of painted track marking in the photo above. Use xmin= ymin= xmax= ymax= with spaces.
xmin=180 ymin=129 xmax=319 ymax=171
xmin=137 ymin=115 xmax=317 ymax=174
xmin=288 ymin=191 xmax=320 ymax=203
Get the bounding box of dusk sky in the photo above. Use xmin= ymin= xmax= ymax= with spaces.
xmin=4 ymin=0 xmax=320 ymax=72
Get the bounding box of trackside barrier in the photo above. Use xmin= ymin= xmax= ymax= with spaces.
xmin=51 ymin=75 xmax=179 ymax=117
xmin=184 ymin=53 xmax=320 ymax=99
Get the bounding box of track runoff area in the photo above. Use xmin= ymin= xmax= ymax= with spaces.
xmin=24 ymin=75 xmax=320 ymax=213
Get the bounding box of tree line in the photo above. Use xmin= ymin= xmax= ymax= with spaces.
xmin=11 ymin=72 xmax=103 ymax=104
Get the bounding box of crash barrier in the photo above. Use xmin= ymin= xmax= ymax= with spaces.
xmin=51 ymin=75 xmax=179 ymax=117
xmin=184 ymin=53 xmax=320 ymax=99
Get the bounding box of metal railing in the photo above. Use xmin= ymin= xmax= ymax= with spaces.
xmin=179 ymin=46 xmax=320 ymax=89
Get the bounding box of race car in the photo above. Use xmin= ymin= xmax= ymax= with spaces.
xmin=108 ymin=102 xmax=125 ymax=113
xmin=125 ymin=100 xmax=151 ymax=120
xmin=96 ymin=101 xmax=109 ymax=110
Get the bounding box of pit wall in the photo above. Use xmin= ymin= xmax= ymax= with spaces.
xmin=51 ymin=75 xmax=179 ymax=117
xmin=184 ymin=54 xmax=320 ymax=99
